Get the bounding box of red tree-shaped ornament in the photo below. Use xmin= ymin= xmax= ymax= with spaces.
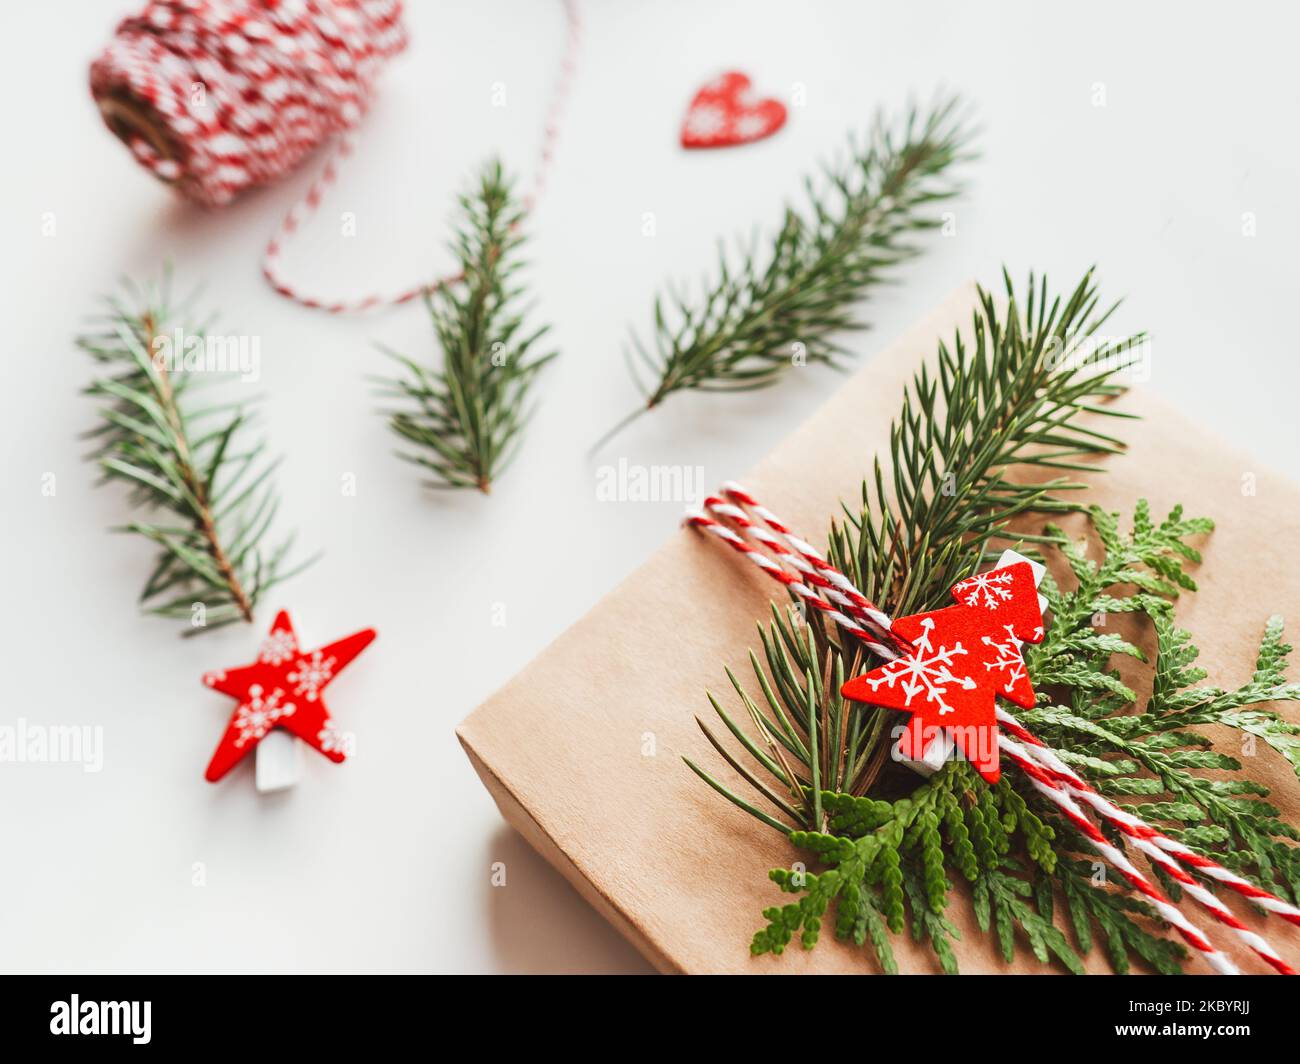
xmin=840 ymin=561 xmax=1045 ymax=783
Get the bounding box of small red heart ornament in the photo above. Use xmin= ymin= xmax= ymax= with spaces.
xmin=680 ymin=71 xmax=787 ymax=149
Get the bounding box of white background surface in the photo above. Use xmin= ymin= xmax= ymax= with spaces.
xmin=2 ymin=0 xmax=1298 ymax=973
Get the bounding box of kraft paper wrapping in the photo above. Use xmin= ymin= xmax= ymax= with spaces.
xmin=457 ymin=283 xmax=1300 ymax=974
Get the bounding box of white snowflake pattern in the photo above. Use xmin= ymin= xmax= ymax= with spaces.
xmin=259 ymin=628 xmax=298 ymax=665
xmin=860 ymin=617 xmax=975 ymax=716
xmin=955 ymin=569 xmax=1015 ymax=610
xmin=685 ymin=104 xmax=727 ymax=138
xmin=232 ymin=685 xmax=296 ymax=748
xmin=733 ymin=112 xmax=770 ymax=139
xmin=288 ymin=650 xmax=336 ymax=702
xmin=318 ymin=722 xmax=352 ymax=757
xmin=981 ymin=624 xmax=1027 ymax=694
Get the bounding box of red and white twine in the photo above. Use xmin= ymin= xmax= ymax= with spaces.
xmin=91 ymin=0 xmax=583 ymax=312
xmin=90 ymin=0 xmax=408 ymax=207
xmin=688 ymin=482 xmax=1300 ymax=974
xmin=262 ymin=0 xmax=581 ymax=311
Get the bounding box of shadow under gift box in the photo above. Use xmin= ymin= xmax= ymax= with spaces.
xmin=457 ymin=283 xmax=1300 ymax=974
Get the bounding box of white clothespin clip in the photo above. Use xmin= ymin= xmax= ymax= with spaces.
xmin=255 ymin=732 xmax=301 ymax=793
xmin=897 ymin=549 xmax=1046 ymax=777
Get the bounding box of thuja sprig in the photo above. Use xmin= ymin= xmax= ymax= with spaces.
xmin=379 ymin=159 xmax=556 ymax=492
xmin=704 ymin=500 xmax=1300 ymax=974
xmin=1023 ymin=503 xmax=1300 ymax=902
xmin=595 ymin=94 xmax=975 ymax=449
xmin=689 ymin=271 xmax=1300 ymax=972
xmin=78 ymin=270 xmax=305 ymax=634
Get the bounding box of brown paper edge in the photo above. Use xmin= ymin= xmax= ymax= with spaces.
xmin=457 ymin=736 xmax=681 ymax=973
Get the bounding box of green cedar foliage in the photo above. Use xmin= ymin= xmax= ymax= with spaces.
xmin=688 ymin=272 xmax=1300 ymax=972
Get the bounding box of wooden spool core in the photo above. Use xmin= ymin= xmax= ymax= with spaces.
xmin=98 ymin=93 xmax=183 ymax=182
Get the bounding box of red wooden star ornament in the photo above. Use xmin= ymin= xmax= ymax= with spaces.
xmin=840 ymin=562 xmax=1045 ymax=783
xmin=202 ymin=610 xmax=376 ymax=783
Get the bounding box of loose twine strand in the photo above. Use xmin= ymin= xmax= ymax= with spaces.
xmin=688 ymin=481 xmax=1300 ymax=974
xmin=91 ymin=0 xmax=583 ymax=313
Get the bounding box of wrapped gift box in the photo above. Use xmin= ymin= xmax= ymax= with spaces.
xmin=457 ymin=284 xmax=1300 ymax=974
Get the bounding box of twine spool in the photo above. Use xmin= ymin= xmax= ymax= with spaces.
xmin=89 ymin=0 xmax=407 ymax=207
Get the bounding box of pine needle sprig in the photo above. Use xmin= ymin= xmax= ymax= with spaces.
xmin=596 ymin=94 xmax=975 ymax=449
xmin=79 ymin=270 xmax=305 ymax=634
xmin=689 ymin=270 xmax=1143 ymax=819
xmin=379 ymin=159 xmax=556 ymax=492
xmin=829 ymin=268 xmax=1143 ymax=620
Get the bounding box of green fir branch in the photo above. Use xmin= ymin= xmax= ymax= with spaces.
xmin=595 ymin=94 xmax=976 ymax=449
xmin=696 ymin=269 xmax=1142 ymax=828
xmin=379 ymin=159 xmax=556 ymax=492
xmin=829 ymin=269 xmax=1142 ymax=619
xmin=78 ymin=269 xmax=305 ymax=634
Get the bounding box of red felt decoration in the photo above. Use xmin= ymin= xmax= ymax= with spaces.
xmin=840 ymin=562 xmax=1045 ymax=783
xmin=680 ymin=71 xmax=787 ymax=149
xmin=202 ymin=610 xmax=376 ymax=783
